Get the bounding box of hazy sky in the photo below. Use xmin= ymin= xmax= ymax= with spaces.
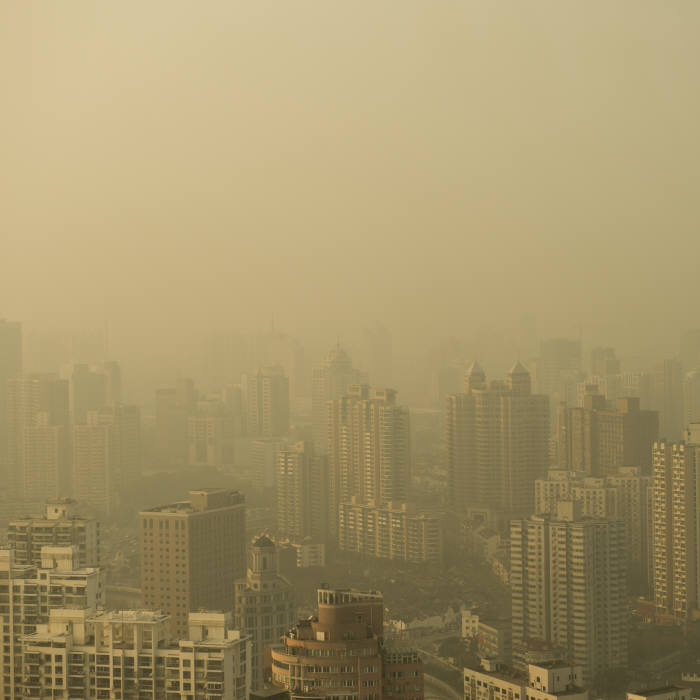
xmin=2 ymin=1 xmax=699 ymax=357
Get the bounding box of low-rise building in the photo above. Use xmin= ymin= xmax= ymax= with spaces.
xmin=464 ymin=661 xmax=587 ymax=700
xmin=627 ymin=688 xmax=693 ymax=700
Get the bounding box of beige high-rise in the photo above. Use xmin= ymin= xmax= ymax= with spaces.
xmin=327 ymin=385 xmax=410 ymax=539
xmin=652 ymin=428 xmax=700 ymax=621
xmin=311 ymin=345 xmax=363 ymax=453
xmin=511 ymin=505 xmax=627 ymax=684
xmin=275 ymin=441 xmax=328 ymax=543
xmin=446 ymin=362 xmax=549 ymax=522
xmin=140 ymin=489 xmax=246 ymax=637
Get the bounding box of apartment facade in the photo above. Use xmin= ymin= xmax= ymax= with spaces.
xmin=510 ymin=506 xmax=627 ymax=683
xmin=0 ymin=546 xmax=104 ymax=700
xmin=21 ymin=609 xmax=250 ymax=700
xmin=652 ymin=429 xmax=700 ymax=621
xmin=140 ymin=489 xmax=246 ymax=637
xmin=338 ymin=500 xmax=443 ymax=566
xmin=446 ymin=362 xmax=549 ymax=521
xmin=327 ymin=386 xmax=410 ymax=539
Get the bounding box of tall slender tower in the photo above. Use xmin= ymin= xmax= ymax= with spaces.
xmin=246 ymin=365 xmax=289 ymax=438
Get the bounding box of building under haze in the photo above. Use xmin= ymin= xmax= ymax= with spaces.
xmin=511 ymin=503 xmax=627 ymax=684
xmin=338 ymin=499 xmax=443 ymax=566
xmin=0 ymin=545 xmax=104 ymax=700
xmin=275 ymin=441 xmax=328 ymax=543
xmin=650 ymin=359 xmax=684 ymax=442
xmin=270 ymin=587 xmax=423 ymax=700
xmin=246 ymin=366 xmax=290 ymax=438
xmin=7 ymin=374 xmax=70 ymax=504
xmin=652 ymin=427 xmax=700 ymax=622
xmin=233 ymin=536 xmax=295 ymax=690
xmin=327 ymin=385 xmax=410 ymax=539
xmin=446 ymin=362 xmax=549 ymax=524
xmin=0 ymin=320 xmax=23 ymax=498
xmin=311 ymin=345 xmax=364 ymax=453
xmin=6 ymin=499 xmax=99 ymax=568
xmin=537 ymin=339 xmax=582 ymax=411
xmin=155 ymin=378 xmax=197 ymax=468
xmin=534 ymin=468 xmax=652 ymax=590
xmin=557 ymin=394 xmax=658 ymax=476
xmin=20 ymin=609 xmax=250 ymax=700
xmin=140 ymin=489 xmax=246 ymax=637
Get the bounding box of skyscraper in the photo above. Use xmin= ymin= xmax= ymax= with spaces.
xmin=7 ymin=374 xmax=70 ymax=502
xmin=155 ymin=378 xmax=197 ymax=468
xmin=72 ymin=415 xmax=117 ymax=514
xmin=446 ymin=362 xmax=549 ymax=522
xmin=652 ymin=428 xmax=700 ymax=622
xmin=311 ymin=345 xmax=363 ymax=452
xmin=234 ymin=536 xmax=296 ymax=690
xmin=650 ymin=359 xmax=684 ymax=442
xmin=510 ymin=504 xmax=627 ymax=684
xmin=327 ymin=385 xmax=410 ymax=538
xmin=140 ymin=489 xmax=246 ymax=637
xmin=537 ymin=339 xmax=582 ymax=409
xmin=246 ymin=366 xmax=289 ymax=438
xmin=0 ymin=320 xmax=22 ymax=495
xmin=275 ymin=441 xmax=328 ymax=543
xmin=557 ymin=395 xmax=658 ymax=476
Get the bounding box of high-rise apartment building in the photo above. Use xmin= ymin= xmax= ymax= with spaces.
xmin=652 ymin=428 xmax=700 ymax=621
xmin=140 ymin=489 xmax=246 ymax=637
xmin=275 ymin=441 xmax=328 ymax=543
xmin=557 ymin=395 xmax=658 ymax=476
xmin=270 ymin=587 xmax=424 ymax=700
xmin=0 ymin=320 xmax=23 ymax=496
xmin=72 ymin=413 xmax=118 ymax=514
xmin=650 ymin=359 xmax=684 ymax=442
xmin=21 ymin=609 xmax=250 ymax=700
xmin=338 ymin=499 xmax=443 ymax=565
xmin=7 ymin=499 xmax=99 ymax=567
xmin=311 ymin=345 xmax=364 ymax=452
xmin=155 ymin=378 xmax=197 ymax=468
xmin=247 ymin=366 xmax=290 ymax=438
xmin=0 ymin=545 xmax=104 ymax=699
xmin=537 ymin=339 xmax=582 ymax=410
xmin=63 ymin=363 xmax=107 ymax=424
xmin=234 ymin=536 xmax=296 ymax=690
xmin=590 ymin=347 xmax=620 ymax=379
xmin=683 ymin=369 xmax=700 ymax=427
xmin=510 ymin=504 xmax=627 ymax=683
xmin=91 ymin=403 xmax=142 ymax=493
xmin=446 ymin=362 xmax=549 ymax=522
xmin=328 ymin=386 xmax=410 ymax=538
xmin=251 ymin=437 xmax=287 ymax=490
xmin=7 ymin=374 xmax=71 ymax=502
xmin=534 ymin=468 xmax=652 ymax=588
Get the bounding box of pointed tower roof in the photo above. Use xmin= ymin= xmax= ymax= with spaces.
xmin=466 ymin=360 xmax=485 ymax=378
xmin=252 ymin=534 xmax=275 ymax=549
xmin=509 ymin=361 xmax=530 ymax=376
